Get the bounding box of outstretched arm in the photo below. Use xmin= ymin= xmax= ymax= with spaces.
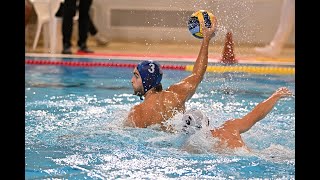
xmin=191 ymin=19 xmax=217 ymax=80
xmin=228 ymin=87 xmax=293 ymax=134
xmin=168 ymin=17 xmax=217 ymax=100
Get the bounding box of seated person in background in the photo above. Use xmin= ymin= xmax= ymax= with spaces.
xmin=181 ymin=87 xmax=293 ymax=151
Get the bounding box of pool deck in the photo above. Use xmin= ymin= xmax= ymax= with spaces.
xmin=25 ymin=39 xmax=295 ymax=66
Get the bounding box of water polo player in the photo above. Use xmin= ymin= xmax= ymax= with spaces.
xmin=123 ymin=18 xmax=217 ymax=129
xmin=181 ymin=87 xmax=293 ymax=151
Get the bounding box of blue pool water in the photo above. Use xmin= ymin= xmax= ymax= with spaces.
xmin=25 ymin=57 xmax=295 ymax=179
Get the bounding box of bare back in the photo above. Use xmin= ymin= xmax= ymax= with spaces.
xmin=210 ymin=120 xmax=247 ymax=149
xmin=126 ymin=90 xmax=185 ymax=128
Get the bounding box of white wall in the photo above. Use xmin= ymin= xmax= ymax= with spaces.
xmin=91 ymin=0 xmax=294 ymax=46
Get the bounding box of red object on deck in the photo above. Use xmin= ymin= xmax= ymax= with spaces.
xmin=221 ymin=32 xmax=237 ymax=64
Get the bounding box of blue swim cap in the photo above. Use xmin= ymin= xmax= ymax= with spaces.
xmin=137 ymin=60 xmax=163 ymax=93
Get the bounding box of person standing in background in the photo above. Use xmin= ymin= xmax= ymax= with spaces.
xmin=62 ymin=0 xmax=94 ymax=54
xmin=55 ymin=1 xmax=109 ymax=47
xmin=255 ymin=0 xmax=295 ymax=57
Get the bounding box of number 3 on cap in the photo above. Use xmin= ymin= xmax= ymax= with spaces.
xmin=148 ymin=63 xmax=155 ymax=73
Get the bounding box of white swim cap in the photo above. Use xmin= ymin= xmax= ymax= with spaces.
xmin=181 ymin=109 xmax=209 ymax=134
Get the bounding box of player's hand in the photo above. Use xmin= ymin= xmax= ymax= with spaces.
xmin=274 ymin=87 xmax=294 ymax=98
xmin=201 ymin=16 xmax=217 ymax=40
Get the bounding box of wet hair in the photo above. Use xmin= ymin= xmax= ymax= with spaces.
xmin=137 ymin=60 xmax=163 ymax=94
xmin=153 ymin=83 xmax=163 ymax=92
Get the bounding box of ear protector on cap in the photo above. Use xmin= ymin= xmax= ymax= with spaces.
xmin=182 ymin=109 xmax=209 ymax=134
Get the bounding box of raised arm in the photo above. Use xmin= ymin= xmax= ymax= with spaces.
xmin=168 ymin=17 xmax=217 ymax=101
xmin=228 ymin=87 xmax=293 ymax=134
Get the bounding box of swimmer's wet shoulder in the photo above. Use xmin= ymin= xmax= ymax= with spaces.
xmin=126 ymin=89 xmax=185 ymax=129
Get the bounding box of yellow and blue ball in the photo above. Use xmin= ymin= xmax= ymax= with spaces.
xmin=187 ymin=10 xmax=216 ymax=39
